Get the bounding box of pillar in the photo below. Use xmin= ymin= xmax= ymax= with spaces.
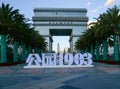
xmin=114 ymin=35 xmax=119 ymax=61
xmin=103 ymin=40 xmax=108 ymax=60
xmin=22 ymin=43 xmax=26 ymax=62
xmin=0 ymin=35 xmax=7 ymax=63
xmin=13 ymin=41 xmax=19 ymax=62
xmin=96 ymin=41 xmax=100 ymax=60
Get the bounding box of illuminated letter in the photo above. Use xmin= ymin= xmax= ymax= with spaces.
xmin=57 ymin=53 xmax=64 ymax=65
xmin=74 ymin=53 xmax=84 ymax=65
xmin=83 ymin=53 xmax=93 ymax=65
xmin=64 ymin=53 xmax=73 ymax=65
xmin=26 ymin=53 xmax=42 ymax=66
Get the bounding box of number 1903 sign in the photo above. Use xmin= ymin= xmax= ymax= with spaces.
xmin=24 ymin=53 xmax=94 ymax=68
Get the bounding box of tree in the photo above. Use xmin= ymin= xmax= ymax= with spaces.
xmin=0 ymin=3 xmax=48 ymax=63
xmin=106 ymin=5 xmax=120 ymax=61
xmin=95 ymin=5 xmax=120 ymax=60
xmin=0 ymin=3 xmax=19 ymax=63
xmin=75 ymin=5 xmax=120 ymax=61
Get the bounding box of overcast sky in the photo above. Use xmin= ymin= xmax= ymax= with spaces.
xmin=0 ymin=0 xmax=120 ymax=52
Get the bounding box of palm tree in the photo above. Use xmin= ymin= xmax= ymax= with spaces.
xmin=94 ymin=6 xmax=120 ymax=61
xmin=75 ymin=5 xmax=120 ymax=62
xmin=105 ymin=5 xmax=120 ymax=61
xmin=75 ymin=25 xmax=96 ymax=55
xmin=0 ymin=3 xmax=19 ymax=63
xmin=10 ymin=13 xmax=26 ymax=62
xmin=95 ymin=13 xmax=110 ymax=60
xmin=0 ymin=3 xmax=48 ymax=64
xmin=20 ymin=25 xmax=47 ymax=60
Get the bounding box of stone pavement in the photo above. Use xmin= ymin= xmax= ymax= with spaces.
xmin=0 ymin=62 xmax=120 ymax=89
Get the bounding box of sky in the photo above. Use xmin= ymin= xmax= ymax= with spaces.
xmin=0 ymin=0 xmax=120 ymax=52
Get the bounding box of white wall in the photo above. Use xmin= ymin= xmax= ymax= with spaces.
xmin=35 ymin=26 xmax=50 ymax=35
xmin=72 ymin=26 xmax=86 ymax=35
xmin=35 ymin=26 xmax=86 ymax=36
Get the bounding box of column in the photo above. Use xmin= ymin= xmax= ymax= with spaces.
xmin=0 ymin=35 xmax=7 ymax=63
xmin=13 ymin=41 xmax=19 ymax=62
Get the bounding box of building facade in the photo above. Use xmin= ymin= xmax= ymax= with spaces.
xmin=32 ymin=8 xmax=88 ymax=52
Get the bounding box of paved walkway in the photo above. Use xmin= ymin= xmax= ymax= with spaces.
xmin=0 ymin=62 xmax=120 ymax=89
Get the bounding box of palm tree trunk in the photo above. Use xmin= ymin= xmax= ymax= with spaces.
xmin=38 ymin=49 xmax=42 ymax=58
xmin=113 ymin=35 xmax=119 ymax=61
xmin=28 ymin=45 xmax=32 ymax=54
xmin=22 ymin=43 xmax=26 ymax=62
xmin=90 ymin=45 xmax=94 ymax=60
xmin=13 ymin=41 xmax=19 ymax=62
xmin=96 ymin=41 xmax=100 ymax=60
xmin=0 ymin=35 xmax=7 ymax=63
xmin=103 ymin=40 xmax=108 ymax=60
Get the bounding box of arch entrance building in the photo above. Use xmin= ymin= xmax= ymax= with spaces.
xmin=33 ymin=8 xmax=88 ymax=52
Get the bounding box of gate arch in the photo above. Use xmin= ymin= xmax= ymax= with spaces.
xmin=33 ymin=8 xmax=88 ymax=52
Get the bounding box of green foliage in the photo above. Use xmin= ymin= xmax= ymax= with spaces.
xmin=75 ymin=5 xmax=120 ymax=51
xmin=0 ymin=3 xmax=47 ymax=51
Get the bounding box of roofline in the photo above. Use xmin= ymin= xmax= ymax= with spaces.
xmin=34 ymin=8 xmax=87 ymax=12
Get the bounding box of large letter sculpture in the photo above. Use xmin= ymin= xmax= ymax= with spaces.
xmin=24 ymin=52 xmax=94 ymax=68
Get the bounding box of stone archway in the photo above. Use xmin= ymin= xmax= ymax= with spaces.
xmin=33 ymin=8 xmax=88 ymax=52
